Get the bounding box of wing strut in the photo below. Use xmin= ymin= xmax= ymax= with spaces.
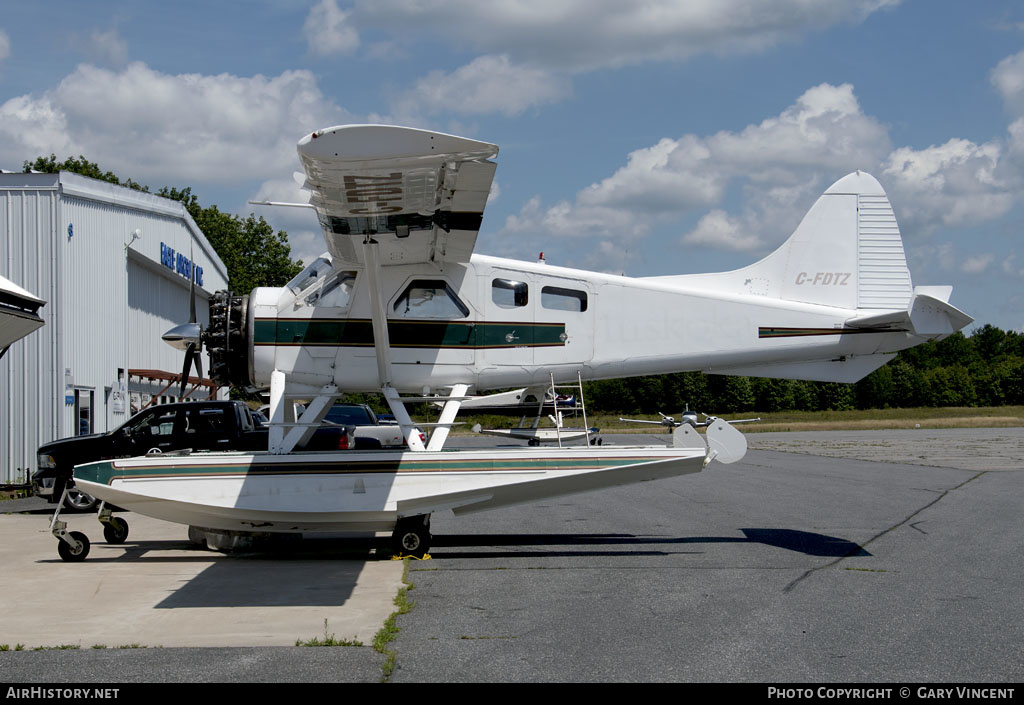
xmin=362 ymin=238 xmax=428 ymax=451
xmin=268 ymin=369 xmax=339 ymax=454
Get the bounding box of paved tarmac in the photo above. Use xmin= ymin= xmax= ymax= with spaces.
xmin=0 ymin=510 xmax=404 ymax=650
xmin=2 ymin=428 xmax=1021 ymax=682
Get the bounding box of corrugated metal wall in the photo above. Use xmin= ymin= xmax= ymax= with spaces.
xmin=1 ymin=181 xmax=59 ymax=483
xmin=0 ymin=173 xmax=228 ymax=484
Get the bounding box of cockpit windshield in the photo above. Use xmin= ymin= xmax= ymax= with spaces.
xmin=286 ymin=255 xmax=334 ymax=295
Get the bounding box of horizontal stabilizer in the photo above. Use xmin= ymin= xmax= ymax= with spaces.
xmin=908 ymin=289 xmax=973 ymax=338
xmin=845 ymin=286 xmax=972 ymax=340
xmin=712 ymin=353 xmax=896 ymax=383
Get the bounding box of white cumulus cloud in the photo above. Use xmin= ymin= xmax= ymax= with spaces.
xmin=501 ymin=83 xmax=891 ymax=254
xmin=0 ymin=62 xmax=351 ymax=185
xmin=85 ymin=28 xmax=129 ymax=68
xmin=961 ymin=253 xmax=995 ymax=274
xmin=882 ymin=138 xmax=1014 ymax=231
xmin=392 ymin=54 xmax=569 ymax=118
xmin=991 ymin=50 xmax=1024 ymax=115
xmin=336 ymin=0 xmax=899 ymax=72
xmin=306 ymin=1 xmax=899 ymax=119
xmin=682 ymin=210 xmax=764 ymax=252
xmin=304 ymin=0 xmax=360 ymax=56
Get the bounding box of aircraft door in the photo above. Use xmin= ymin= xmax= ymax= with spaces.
xmin=479 ymin=272 xmax=535 ymax=367
xmin=388 ymin=276 xmax=476 ymax=367
xmin=533 ymin=278 xmax=594 ymax=368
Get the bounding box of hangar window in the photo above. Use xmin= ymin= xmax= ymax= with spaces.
xmin=492 ymin=279 xmax=528 ymax=308
xmin=393 ymin=280 xmax=469 ymax=319
xmin=541 ymin=286 xmax=587 ymax=312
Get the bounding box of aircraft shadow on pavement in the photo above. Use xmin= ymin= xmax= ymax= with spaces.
xmin=40 ymin=535 xmax=385 ymax=609
xmin=427 ymin=528 xmax=870 ymax=559
xmin=154 ymin=559 xmax=365 ymax=609
xmin=151 ymin=536 xmax=387 ymax=608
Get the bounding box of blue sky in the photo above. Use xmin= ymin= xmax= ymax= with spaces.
xmin=2 ymin=1 xmax=1023 ymax=331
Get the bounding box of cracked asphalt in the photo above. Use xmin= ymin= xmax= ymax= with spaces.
xmin=3 ymin=428 xmax=1021 ymax=683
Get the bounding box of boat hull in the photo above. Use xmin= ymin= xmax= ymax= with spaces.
xmin=73 ymin=446 xmax=707 ymax=533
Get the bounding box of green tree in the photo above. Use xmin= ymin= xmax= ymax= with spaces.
xmin=815 ymin=382 xmax=855 ymax=411
xmin=715 ymin=375 xmax=755 ymax=413
xmin=674 ymin=372 xmax=712 ymax=413
xmin=933 ymin=332 xmax=980 ymax=369
xmin=24 ymin=154 xmax=149 ymax=192
xmin=921 ymin=366 xmax=977 ymax=407
xmin=751 ymin=377 xmax=794 ymax=412
xmin=855 ymin=365 xmax=894 ymax=409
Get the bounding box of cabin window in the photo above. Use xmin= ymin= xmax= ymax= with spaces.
xmin=393 ymin=280 xmax=469 ymax=319
xmin=541 ymin=286 xmax=588 ymax=312
xmin=492 ymin=279 xmax=528 ymax=308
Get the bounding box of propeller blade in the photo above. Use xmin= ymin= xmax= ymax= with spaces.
xmin=180 ymin=342 xmax=195 ymax=398
xmin=193 ymin=347 xmax=205 ymax=398
xmin=188 ymin=245 xmax=197 ymax=324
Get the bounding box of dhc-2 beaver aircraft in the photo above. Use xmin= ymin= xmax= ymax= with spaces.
xmin=54 ymin=125 xmax=971 ymax=560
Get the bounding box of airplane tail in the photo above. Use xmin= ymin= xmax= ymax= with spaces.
xmin=659 ymin=171 xmax=971 ymax=338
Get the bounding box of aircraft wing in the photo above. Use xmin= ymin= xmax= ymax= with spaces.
xmin=297 ymin=124 xmax=498 ymax=267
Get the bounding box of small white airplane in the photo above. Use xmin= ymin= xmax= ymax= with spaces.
xmin=620 ymin=409 xmax=761 ymax=429
xmin=54 ymin=124 xmax=971 ymax=561
xmin=463 ymin=377 xmax=600 ymax=445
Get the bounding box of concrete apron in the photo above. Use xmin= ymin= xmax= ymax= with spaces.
xmin=0 ymin=511 xmax=405 ymax=648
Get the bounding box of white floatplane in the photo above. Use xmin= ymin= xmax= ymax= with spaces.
xmin=54 ymin=124 xmax=971 ymax=560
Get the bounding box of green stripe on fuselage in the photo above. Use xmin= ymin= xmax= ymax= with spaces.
xmin=254 ymin=318 xmax=565 ymax=349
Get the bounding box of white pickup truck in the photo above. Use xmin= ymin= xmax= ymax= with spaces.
xmin=321 ymin=403 xmax=409 ymax=448
xmin=257 ymin=402 xmax=421 ymax=448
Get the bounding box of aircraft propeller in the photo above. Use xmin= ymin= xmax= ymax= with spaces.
xmin=160 ymin=255 xmax=204 ymax=399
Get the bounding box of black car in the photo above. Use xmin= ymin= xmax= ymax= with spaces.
xmin=33 ymin=401 xmax=268 ymax=512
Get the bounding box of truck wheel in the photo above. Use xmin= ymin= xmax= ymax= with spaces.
xmin=57 ymin=532 xmax=91 ymax=562
xmin=102 ymin=517 xmax=130 ymax=544
xmin=63 ymin=488 xmax=100 ymax=513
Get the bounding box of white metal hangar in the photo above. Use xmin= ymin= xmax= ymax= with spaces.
xmin=0 ymin=171 xmax=229 ymax=485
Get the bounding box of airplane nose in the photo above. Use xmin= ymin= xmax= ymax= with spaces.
xmin=162 ymin=322 xmax=201 ymax=350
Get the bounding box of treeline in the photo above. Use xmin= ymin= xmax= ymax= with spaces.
xmin=584 ymin=325 xmax=1024 ymax=415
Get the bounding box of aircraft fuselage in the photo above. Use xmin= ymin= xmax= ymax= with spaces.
xmin=241 ymin=252 xmax=917 ymax=395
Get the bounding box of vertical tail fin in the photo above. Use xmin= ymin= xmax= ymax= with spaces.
xmin=775 ymin=171 xmax=913 ymax=310
xmin=663 ymin=171 xmax=914 ymax=312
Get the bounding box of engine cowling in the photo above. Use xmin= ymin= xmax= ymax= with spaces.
xmin=204 ymin=291 xmax=252 ymax=389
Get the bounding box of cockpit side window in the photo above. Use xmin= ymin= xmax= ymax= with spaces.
xmin=492 ymin=279 xmax=529 ymax=308
xmin=393 ymin=280 xmax=469 ymax=319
